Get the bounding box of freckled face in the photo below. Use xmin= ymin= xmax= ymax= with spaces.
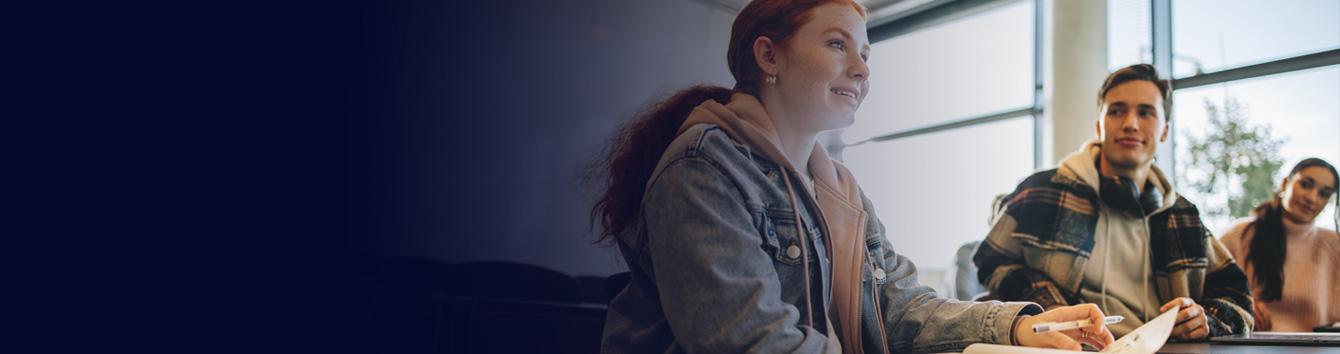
xmin=771 ymin=3 xmax=870 ymax=132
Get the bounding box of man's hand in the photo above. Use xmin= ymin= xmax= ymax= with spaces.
xmin=1014 ymin=304 xmax=1116 ymax=351
xmin=1252 ymin=300 xmax=1272 ymax=331
xmin=1160 ymin=297 xmax=1209 ymax=341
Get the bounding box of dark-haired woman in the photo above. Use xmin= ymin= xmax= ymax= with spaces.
xmin=591 ymin=0 xmax=1116 ymax=352
xmin=1220 ymin=158 xmax=1340 ymax=332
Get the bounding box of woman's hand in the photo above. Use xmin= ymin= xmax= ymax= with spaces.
xmin=1160 ymin=297 xmax=1209 ymax=341
xmin=1014 ymin=303 xmax=1116 ymax=351
xmin=1252 ymin=300 xmax=1272 ymax=331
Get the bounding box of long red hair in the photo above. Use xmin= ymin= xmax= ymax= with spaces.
xmin=589 ymin=0 xmax=867 ymax=243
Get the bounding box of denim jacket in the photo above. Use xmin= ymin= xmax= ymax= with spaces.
xmin=601 ymin=95 xmax=1042 ymax=354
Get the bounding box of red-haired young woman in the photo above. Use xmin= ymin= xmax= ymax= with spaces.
xmin=592 ymin=1 xmax=1116 ymax=352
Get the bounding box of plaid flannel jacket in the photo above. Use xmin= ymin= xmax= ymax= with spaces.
xmin=973 ymin=167 xmax=1254 ymax=337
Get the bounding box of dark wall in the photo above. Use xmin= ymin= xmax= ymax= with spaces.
xmin=13 ymin=1 xmax=737 ymax=351
xmin=356 ymin=0 xmax=736 ymax=278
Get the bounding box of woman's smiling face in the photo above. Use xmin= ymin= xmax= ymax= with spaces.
xmin=768 ymin=2 xmax=870 ymax=132
xmin=1281 ymin=165 xmax=1338 ymax=224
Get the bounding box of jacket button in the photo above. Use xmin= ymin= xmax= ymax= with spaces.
xmin=873 ymin=268 xmax=886 ymax=281
xmin=787 ymin=245 xmax=801 ymax=259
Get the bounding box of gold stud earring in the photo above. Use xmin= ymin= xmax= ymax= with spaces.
xmin=766 ymin=75 xmax=777 ymax=84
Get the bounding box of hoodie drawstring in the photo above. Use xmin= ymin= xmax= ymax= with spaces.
xmin=780 ymin=172 xmax=815 ymax=328
xmin=1102 ymin=207 xmax=1111 ymax=316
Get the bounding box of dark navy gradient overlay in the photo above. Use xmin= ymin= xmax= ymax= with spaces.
xmin=14 ymin=0 xmax=725 ymax=352
xmin=6 ymin=0 xmax=480 ymax=352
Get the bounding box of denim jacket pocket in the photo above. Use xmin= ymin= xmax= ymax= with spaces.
xmin=762 ymin=208 xmax=818 ymax=266
xmin=865 ymin=237 xmax=888 ymax=286
xmin=760 ymin=207 xmax=820 ymax=311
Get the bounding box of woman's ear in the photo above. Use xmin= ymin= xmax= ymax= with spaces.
xmin=753 ymin=36 xmax=779 ymax=78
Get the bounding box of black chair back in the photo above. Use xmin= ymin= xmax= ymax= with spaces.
xmin=603 ymin=271 xmax=630 ymax=301
xmin=443 ymin=261 xmax=584 ymax=303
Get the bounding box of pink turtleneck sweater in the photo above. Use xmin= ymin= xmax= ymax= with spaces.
xmin=1219 ymin=217 xmax=1340 ymax=332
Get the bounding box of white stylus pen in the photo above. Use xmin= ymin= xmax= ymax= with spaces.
xmin=1031 ymin=316 xmax=1124 ymax=333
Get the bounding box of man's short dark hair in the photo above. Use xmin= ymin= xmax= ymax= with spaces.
xmin=1097 ymin=64 xmax=1173 ymax=121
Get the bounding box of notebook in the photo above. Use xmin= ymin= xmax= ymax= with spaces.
xmin=1209 ymin=332 xmax=1340 ymax=345
xmin=961 ymin=307 xmax=1179 ymax=354
xmin=1314 ymin=322 xmax=1340 ymax=333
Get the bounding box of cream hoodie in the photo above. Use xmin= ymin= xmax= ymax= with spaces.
xmin=1060 ymin=139 xmax=1179 ymax=337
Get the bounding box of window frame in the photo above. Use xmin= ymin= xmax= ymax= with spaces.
xmin=857 ymin=0 xmax=1044 ymax=169
xmin=1151 ymin=0 xmax=1340 ymax=181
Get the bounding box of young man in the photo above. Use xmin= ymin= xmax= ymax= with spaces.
xmin=973 ymin=64 xmax=1253 ymax=340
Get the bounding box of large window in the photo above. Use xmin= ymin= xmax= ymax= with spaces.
xmin=844 ymin=1 xmax=1033 ymax=140
xmin=1173 ymin=67 xmax=1340 ymax=233
xmin=1171 ymin=0 xmax=1340 ymax=78
xmin=841 ymin=0 xmax=1035 ymax=295
xmin=1165 ymin=0 xmax=1340 ymax=233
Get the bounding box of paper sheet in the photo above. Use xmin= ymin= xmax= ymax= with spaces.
xmin=1098 ymin=307 xmax=1178 ymax=353
xmin=961 ymin=308 xmax=1180 ymax=354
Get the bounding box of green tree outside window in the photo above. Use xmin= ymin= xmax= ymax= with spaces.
xmin=1179 ymin=96 xmax=1287 ymax=219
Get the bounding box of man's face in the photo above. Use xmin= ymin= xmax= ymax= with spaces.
xmin=1096 ymin=80 xmax=1168 ymax=171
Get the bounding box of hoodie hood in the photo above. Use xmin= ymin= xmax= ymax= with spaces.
xmin=678 ymin=93 xmax=847 ymax=190
xmin=1059 ymin=139 xmax=1177 ymax=215
xmin=679 ymin=93 xmax=872 ymax=353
